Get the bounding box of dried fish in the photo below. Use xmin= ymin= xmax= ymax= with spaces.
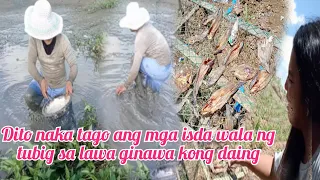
xmin=233 ymin=0 xmax=243 ymax=15
xmin=225 ymin=104 xmax=235 ymax=131
xmin=214 ymin=27 xmax=232 ymax=55
xmin=174 ymin=64 xmax=194 ymax=94
xmin=187 ymin=28 xmax=210 ymax=45
xmin=228 ymin=17 xmax=239 ymax=46
xmin=250 ymin=70 xmax=272 ymax=93
xmin=203 ymin=14 xmax=215 ymax=26
xmin=258 ymin=36 xmax=273 ymax=73
xmin=231 ymin=64 xmax=256 ymax=81
xmin=203 ymin=8 xmax=222 ymax=26
xmin=224 ymin=41 xmax=244 ymax=65
xmin=207 ymin=65 xmax=226 ymax=87
xmin=203 ymin=10 xmax=219 ymax=25
xmin=201 ymin=82 xmax=244 ymax=116
xmin=208 ymin=9 xmax=223 ymax=40
xmin=193 ymin=58 xmax=215 ymax=103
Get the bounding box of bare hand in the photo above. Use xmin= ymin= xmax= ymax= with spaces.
xmin=40 ymin=79 xmax=48 ymax=99
xmin=116 ymin=84 xmax=127 ymax=95
xmin=66 ymin=81 xmax=73 ymax=96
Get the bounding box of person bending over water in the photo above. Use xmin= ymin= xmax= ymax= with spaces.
xmin=227 ymin=20 xmax=320 ymax=180
xmin=23 ymin=0 xmax=78 ymax=111
xmin=116 ymin=2 xmax=172 ymax=95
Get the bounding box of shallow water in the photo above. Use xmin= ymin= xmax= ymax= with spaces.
xmin=0 ymin=0 xmax=181 ymax=174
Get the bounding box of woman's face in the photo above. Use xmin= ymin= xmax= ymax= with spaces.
xmin=285 ymin=49 xmax=307 ymax=129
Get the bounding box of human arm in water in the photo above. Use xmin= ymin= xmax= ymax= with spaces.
xmin=27 ymin=37 xmax=49 ymax=98
xmin=62 ymin=35 xmax=78 ymax=96
xmin=116 ymin=34 xmax=148 ymax=95
xmin=229 ymin=154 xmax=276 ymax=180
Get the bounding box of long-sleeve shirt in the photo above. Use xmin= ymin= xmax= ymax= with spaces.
xmin=124 ymin=23 xmax=171 ymax=88
xmin=27 ymin=34 xmax=78 ymax=89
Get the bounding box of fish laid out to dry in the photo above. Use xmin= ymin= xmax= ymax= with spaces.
xmin=258 ymin=36 xmax=274 ymax=73
xmin=203 ymin=14 xmax=215 ymax=26
xmin=203 ymin=10 xmax=219 ymax=26
xmin=223 ymin=41 xmax=244 ymax=66
xmin=208 ymin=9 xmax=223 ymax=40
xmin=207 ymin=65 xmax=226 ymax=87
xmin=231 ymin=64 xmax=256 ymax=81
xmin=250 ymin=70 xmax=272 ymax=94
xmin=228 ymin=17 xmax=239 ymax=46
xmin=174 ymin=64 xmax=194 ymax=94
xmin=201 ymin=82 xmax=244 ymax=116
xmin=233 ymin=0 xmax=243 ymax=15
xmin=193 ymin=58 xmax=215 ymax=103
xmin=214 ymin=26 xmax=232 ymax=55
xmin=187 ymin=28 xmax=210 ymax=45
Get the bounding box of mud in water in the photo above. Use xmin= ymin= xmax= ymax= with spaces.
xmin=0 ymin=0 xmax=182 ymax=173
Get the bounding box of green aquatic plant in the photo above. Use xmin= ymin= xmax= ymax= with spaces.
xmin=0 ymin=103 xmax=150 ymax=180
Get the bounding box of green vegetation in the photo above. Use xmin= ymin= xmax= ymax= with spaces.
xmin=240 ymin=77 xmax=290 ymax=150
xmin=252 ymin=77 xmax=290 ymax=142
xmin=76 ymin=32 xmax=106 ymax=60
xmin=88 ymin=32 xmax=106 ymax=61
xmin=0 ymin=103 xmax=150 ymax=180
xmin=75 ymin=32 xmax=106 ymax=70
xmin=87 ymin=0 xmax=118 ymax=13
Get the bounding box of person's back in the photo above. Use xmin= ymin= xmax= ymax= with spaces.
xmin=135 ymin=23 xmax=171 ymax=66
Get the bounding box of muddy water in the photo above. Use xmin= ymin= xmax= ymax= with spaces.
xmin=0 ymin=0 xmax=181 ymax=174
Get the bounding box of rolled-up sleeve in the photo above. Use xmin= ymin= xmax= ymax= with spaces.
xmin=62 ymin=35 xmax=78 ymax=83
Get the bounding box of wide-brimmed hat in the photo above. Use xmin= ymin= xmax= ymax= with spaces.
xmin=24 ymin=0 xmax=63 ymax=40
xmin=119 ymin=2 xmax=150 ymax=30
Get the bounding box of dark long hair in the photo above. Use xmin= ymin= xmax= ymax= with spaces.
xmin=276 ymin=19 xmax=320 ymax=179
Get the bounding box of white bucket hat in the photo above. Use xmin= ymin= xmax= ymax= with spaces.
xmin=24 ymin=0 xmax=63 ymax=40
xmin=119 ymin=2 xmax=150 ymax=30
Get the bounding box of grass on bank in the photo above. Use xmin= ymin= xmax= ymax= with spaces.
xmin=243 ymin=77 xmax=290 ymax=150
xmin=0 ymin=103 xmax=150 ymax=180
xmin=87 ymin=0 xmax=118 ymax=13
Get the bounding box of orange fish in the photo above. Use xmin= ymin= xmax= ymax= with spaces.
xmin=201 ymin=82 xmax=244 ymax=116
xmin=250 ymin=70 xmax=272 ymax=93
xmin=223 ymin=41 xmax=244 ymax=66
xmin=231 ymin=64 xmax=256 ymax=81
xmin=193 ymin=58 xmax=215 ymax=103
xmin=208 ymin=9 xmax=222 ymax=40
xmin=187 ymin=28 xmax=210 ymax=45
xmin=174 ymin=64 xmax=194 ymax=94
